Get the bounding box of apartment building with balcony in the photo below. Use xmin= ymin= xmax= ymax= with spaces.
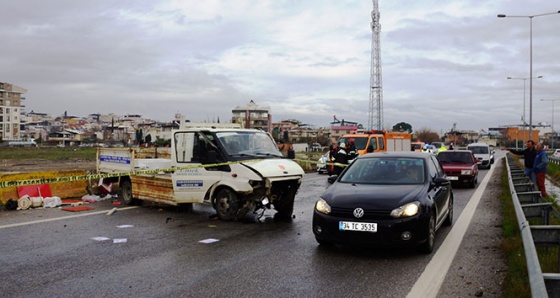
xmin=231 ymin=100 xmax=271 ymax=132
xmin=0 ymin=82 xmax=26 ymax=141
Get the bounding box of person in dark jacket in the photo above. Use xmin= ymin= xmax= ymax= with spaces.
xmin=328 ymin=144 xmax=338 ymax=176
xmin=534 ymin=143 xmax=549 ymax=198
xmin=509 ymin=140 xmax=537 ymax=185
xmin=332 ymin=142 xmax=348 ymax=176
xmin=347 ymin=140 xmax=358 ymax=161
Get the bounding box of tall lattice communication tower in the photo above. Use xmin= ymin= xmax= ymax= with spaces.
xmin=368 ymin=0 xmax=383 ymax=131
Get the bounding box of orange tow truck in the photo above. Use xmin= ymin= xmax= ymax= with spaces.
xmin=338 ymin=130 xmax=412 ymax=156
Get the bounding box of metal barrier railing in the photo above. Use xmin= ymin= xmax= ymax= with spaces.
xmin=506 ymin=154 xmax=560 ymax=297
xmin=549 ymin=156 xmax=560 ymax=166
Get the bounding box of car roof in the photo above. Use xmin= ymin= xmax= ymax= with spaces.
xmin=438 ymin=149 xmax=472 ymax=153
xmin=359 ymin=151 xmax=432 ymax=160
xmin=467 ymin=143 xmax=489 ymax=147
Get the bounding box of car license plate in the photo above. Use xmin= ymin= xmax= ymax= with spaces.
xmin=448 ymin=176 xmax=459 ymax=180
xmin=339 ymin=221 xmax=377 ymax=232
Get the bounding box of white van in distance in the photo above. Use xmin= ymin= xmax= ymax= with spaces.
xmin=467 ymin=143 xmax=494 ymax=169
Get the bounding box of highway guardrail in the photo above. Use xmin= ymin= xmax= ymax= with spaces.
xmin=506 ymin=153 xmax=560 ymax=297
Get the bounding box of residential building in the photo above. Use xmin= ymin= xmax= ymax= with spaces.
xmin=0 ymin=82 xmax=26 ymax=141
xmin=329 ymin=117 xmax=360 ymax=144
xmin=272 ymin=119 xmax=300 ymax=143
xmin=232 ymin=100 xmax=271 ymax=132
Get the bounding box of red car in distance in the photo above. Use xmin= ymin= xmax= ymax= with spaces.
xmin=437 ymin=150 xmax=479 ymax=188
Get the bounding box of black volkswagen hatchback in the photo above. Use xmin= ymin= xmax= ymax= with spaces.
xmin=312 ymin=152 xmax=453 ymax=254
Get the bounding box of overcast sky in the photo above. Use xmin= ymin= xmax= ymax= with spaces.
xmin=1 ymin=1 xmax=559 ymax=133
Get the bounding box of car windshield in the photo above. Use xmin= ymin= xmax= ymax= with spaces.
xmin=339 ymin=157 xmax=425 ymax=184
xmin=438 ymin=152 xmax=473 ymax=164
xmin=469 ymin=146 xmax=488 ymax=154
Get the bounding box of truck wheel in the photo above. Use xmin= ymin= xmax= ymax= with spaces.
xmin=214 ymin=189 xmax=239 ymax=221
xmin=121 ymin=181 xmax=138 ymax=206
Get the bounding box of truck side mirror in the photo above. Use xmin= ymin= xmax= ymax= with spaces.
xmin=366 ymin=146 xmax=374 ymax=153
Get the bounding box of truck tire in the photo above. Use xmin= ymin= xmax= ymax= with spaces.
xmin=121 ymin=181 xmax=138 ymax=206
xmin=214 ymin=189 xmax=240 ymax=221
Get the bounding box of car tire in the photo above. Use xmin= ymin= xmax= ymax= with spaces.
xmin=418 ymin=213 xmax=436 ymax=254
xmin=470 ymin=176 xmax=477 ymax=188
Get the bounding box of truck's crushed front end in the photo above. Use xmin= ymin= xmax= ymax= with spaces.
xmin=227 ymin=159 xmax=303 ymax=220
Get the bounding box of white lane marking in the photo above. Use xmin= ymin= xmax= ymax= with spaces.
xmin=0 ymin=206 xmax=139 ymax=229
xmin=406 ymin=159 xmax=498 ymax=298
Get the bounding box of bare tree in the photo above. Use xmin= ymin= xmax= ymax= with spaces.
xmin=415 ymin=127 xmax=440 ymax=143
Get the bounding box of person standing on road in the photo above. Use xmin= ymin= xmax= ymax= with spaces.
xmin=534 ymin=143 xmax=549 ymax=198
xmin=508 ymin=140 xmax=537 ymax=185
xmin=347 ymin=139 xmax=358 ymax=162
xmin=328 ymin=143 xmax=338 ymax=176
xmin=332 ymin=142 xmax=348 ymax=176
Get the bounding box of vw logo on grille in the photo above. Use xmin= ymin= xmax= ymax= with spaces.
xmin=353 ymin=208 xmax=364 ymax=218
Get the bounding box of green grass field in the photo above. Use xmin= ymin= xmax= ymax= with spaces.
xmin=0 ymin=147 xmax=97 ymax=161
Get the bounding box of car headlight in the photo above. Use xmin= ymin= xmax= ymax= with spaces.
xmin=315 ymin=198 xmax=331 ymax=215
xmin=461 ymin=169 xmax=472 ymax=175
xmin=390 ymin=201 xmax=420 ymax=218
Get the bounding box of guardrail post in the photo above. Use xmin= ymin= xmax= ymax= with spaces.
xmin=522 ymin=203 xmax=552 ymax=225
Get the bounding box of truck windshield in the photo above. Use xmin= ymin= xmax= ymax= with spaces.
xmin=216 ymin=131 xmax=283 ymax=158
xmin=339 ymin=137 xmax=368 ymax=150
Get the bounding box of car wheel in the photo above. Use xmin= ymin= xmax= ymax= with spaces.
xmin=444 ymin=195 xmax=453 ymax=227
xmin=470 ymin=176 xmax=477 ymax=188
xmin=121 ymin=180 xmax=138 ymax=205
xmin=214 ymin=188 xmax=240 ymax=221
xmin=418 ymin=213 xmax=436 ymax=254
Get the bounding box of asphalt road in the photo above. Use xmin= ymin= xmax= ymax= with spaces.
xmin=0 ymin=153 xmax=506 ymax=298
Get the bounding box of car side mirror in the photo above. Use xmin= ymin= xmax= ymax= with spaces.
xmin=327 ymin=176 xmax=337 ymax=184
xmin=433 ymin=176 xmax=450 ymax=186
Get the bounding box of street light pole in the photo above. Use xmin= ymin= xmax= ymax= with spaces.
xmin=498 ymin=10 xmax=560 ymax=141
xmin=507 ymin=76 xmax=542 ymax=144
xmin=541 ymin=99 xmax=560 ymax=149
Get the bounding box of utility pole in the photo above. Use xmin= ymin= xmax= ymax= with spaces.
xmin=368 ymin=0 xmax=383 ymax=131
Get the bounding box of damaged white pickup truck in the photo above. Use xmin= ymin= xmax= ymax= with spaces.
xmin=95 ymin=123 xmax=304 ymax=221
